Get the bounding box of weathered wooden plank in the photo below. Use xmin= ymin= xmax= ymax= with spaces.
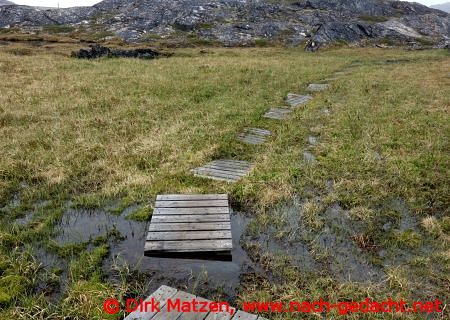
xmin=145 ymin=239 xmax=233 ymax=252
xmin=238 ymin=134 xmax=265 ymax=140
xmin=149 ymin=222 xmax=231 ymax=232
xmin=151 ymin=291 xmax=196 ymax=320
xmin=124 ymin=285 xmax=178 ymax=320
xmin=151 ymin=214 xmax=230 ymax=223
xmin=209 ymin=160 xmax=254 ymax=169
xmin=213 ymin=159 xmax=249 ymax=165
xmin=237 ymin=138 xmax=264 ymax=145
xmin=200 ymin=163 xmax=251 ymax=174
xmin=307 ymin=83 xmax=329 ymax=92
xmin=266 ymin=108 xmax=292 ymax=114
xmin=192 ymin=168 xmax=244 ymax=180
xmin=177 ymin=296 xmax=211 ymax=320
xmin=238 ymin=133 xmax=265 ymax=140
xmin=127 ymin=286 xmax=263 ymax=320
xmin=238 ymin=134 xmax=265 ymax=141
xmin=237 ymin=137 xmax=265 ymax=145
xmin=155 ymin=200 xmax=229 ymax=208
xmin=195 ymin=162 xmax=252 ymax=171
xmin=192 ymin=174 xmax=238 ymax=183
xmin=263 ymin=108 xmax=292 ymax=120
xmin=147 ymin=194 xmax=233 ymax=258
xmin=156 ymin=194 xmax=228 ymax=201
xmin=286 ymin=93 xmax=312 ymax=107
xmin=264 ymin=114 xmax=288 ymax=120
xmin=153 ymin=207 xmax=230 ymax=215
xmin=245 ymin=128 xmax=271 ymax=136
xmin=205 ymin=306 xmax=236 ymax=320
xmin=231 ymin=311 xmax=258 ymax=320
xmin=147 ymin=230 xmax=232 ymax=241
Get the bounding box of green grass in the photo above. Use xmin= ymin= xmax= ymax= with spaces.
xmin=359 ymin=15 xmax=389 ymax=23
xmin=0 ymin=43 xmax=449 ymax=319
xmin=42 ymin=25 xmax=76 ymax=34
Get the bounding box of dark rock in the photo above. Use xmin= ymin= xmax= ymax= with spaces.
xmin=0 ymin=0 xmax=448 ymax=50
xmin=71 ymin=45 xmax=160 ymax=59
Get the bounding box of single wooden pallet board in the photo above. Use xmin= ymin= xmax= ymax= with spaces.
xmin=145 ymin=194 xmax=232 ymax=259
xmin=334 ymin=71 xmax=350 ymax=76
xmin=237 ymin=128 xmax=272 ymax=145
xmin=263 ymin=108 xmax=292 ymax=120
xmin=306 ymin=83 xmax=329 ymax=92
xmin=286 ymin=93 xmax=312 ymax=107
xmin=191 ymin=160 xmax=254 ymax=182
xmin=322 ymin=77 xmax=338 ymax=82
xmin=125 ymin=285 xmax=267 ymax=320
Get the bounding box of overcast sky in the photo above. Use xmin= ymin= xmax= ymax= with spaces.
xmin=12 ymin=0 xmax=448 ymax=8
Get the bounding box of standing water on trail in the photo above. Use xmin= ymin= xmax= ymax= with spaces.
xmin=51 ymin=207 xmax=257 ymax=299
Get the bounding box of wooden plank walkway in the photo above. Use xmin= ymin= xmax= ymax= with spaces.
xmin=237 ymin=128 xmax=271 ymax=145
xmin=263 ymin=108 xmax=292 ymax=120
xmin=334 ymin=71 xmax=350 ymax=76
xmin=286 ymin=93 xmax=312 ymax=107
xmin=191 ymin=160 xmax=254 ymax=182
xmin=307 ymin=83 xmax=329 ymax=92
xmin=145 ymin=194 xmax=232 ymax=260
xmin=125 ymin=285 xmax=267 ymax=320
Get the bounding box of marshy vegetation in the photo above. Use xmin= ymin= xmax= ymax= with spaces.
xmin=0 ymin=42 xmax=449 ymax=319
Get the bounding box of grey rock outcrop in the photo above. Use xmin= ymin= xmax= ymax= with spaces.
xmin=0 ymin=0 xmax=448 ymax=49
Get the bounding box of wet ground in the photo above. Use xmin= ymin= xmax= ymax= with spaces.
xmin=8 ymin=190 xmax=435 ymax=303
xmin=243 ymin=199 xmax=384 ymax=283
xmin=31 ymin=205 xmax=258 ymax=301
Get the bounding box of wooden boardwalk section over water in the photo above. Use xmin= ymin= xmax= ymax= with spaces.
xmin=191 ymin=160 xmax=254 ymax=182
xmin=145 ymin=194 xmax=232 ymax=260
xmin=125 ymin=285 xmax=267 ymax=320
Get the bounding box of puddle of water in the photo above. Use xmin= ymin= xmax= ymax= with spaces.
xmin=55 ymin=208 xmax=144 ymax=244
xmin=33 ymin=246 xmax=69 ymax=301
xmin=245 ymin=203 xmax=318 ymax=273
xmin=14 ymin=211 xmax=34 ymax=226
xmin=247 ymin=200 xmax=383 ymax=283
xmin=51 ymin=207 xmax=257 ymax=300
xmin=1 ymin=193 xmax=21 ymax=212
xmin=390 ymin=199 xmax=417 ymax=231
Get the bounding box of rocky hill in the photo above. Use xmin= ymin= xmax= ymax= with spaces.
xmin=0 ymin=0 xmax=449 ymax=49
xmin=431 ymin=2 xmax=450 ymax=13
xmin=0 ymin=0 xmax=15 ymax=6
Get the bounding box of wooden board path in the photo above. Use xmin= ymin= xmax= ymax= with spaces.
xmin=237 ymin=128 xmax=272 ymax=145
xmin=286 ymin=93 xmax=312 ymax=108
xmin=306 ymin=83 xmax=329 ymax=92
xmin=145 ymin=194 xmax=232 ymax=260
xmin=125 ymin=285 xmax=267 ymax=320
xmin=263 ymin=108 xmax=292 ymax=120
xmin=191 ymin=160 xmax=254 ymax=182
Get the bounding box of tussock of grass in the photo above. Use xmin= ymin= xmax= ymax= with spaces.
xmin=420 ymin=216 xmax=443 ymax=237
